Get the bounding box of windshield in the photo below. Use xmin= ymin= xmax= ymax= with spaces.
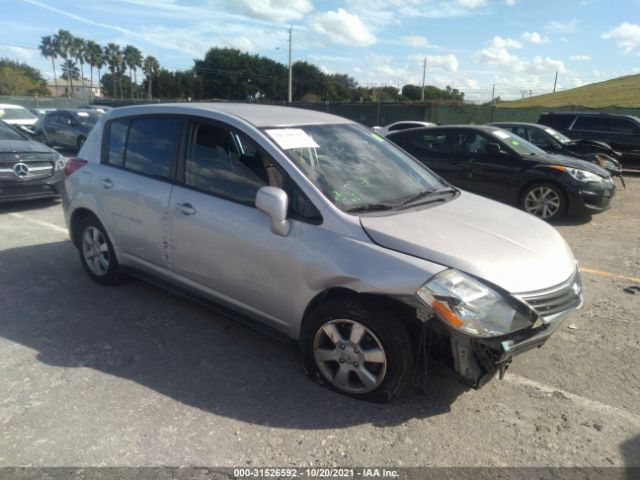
xmin=0 ymin=107 xmax=36 ymax=121
xmin=0 ymin=121 xmax=27 ymax=141
xmin=72 ymin=111 xmax=100 ymax=126
xmin=266 ymin=124 xmax=447 ymax=212
xmin=541 ymin=126 xmax=571 ymax=144
xmin=490 ymin=129 xmax=547 ymax=156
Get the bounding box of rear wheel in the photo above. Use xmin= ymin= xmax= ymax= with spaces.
xmin=77 ymin=216 xmax=124 ymax=286
xmin=521 ymin=182 xmax=566 ymax=221
xmin=300 ymin=297 xmax=414 ymax=402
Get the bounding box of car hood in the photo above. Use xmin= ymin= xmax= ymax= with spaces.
xmin=527 ymin=152 xmax=610 ymax=177
xmin=360 ymin=192 xmax=577 ymax=294
xmin=0 ymin=139 xmax=57 ymax=154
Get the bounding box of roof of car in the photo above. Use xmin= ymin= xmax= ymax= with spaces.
xmin=108 ymin=102 xmax=353 ymax=127
xmin=0 ymin=104 xmax=27 ymax=109
xmin=387 ymin=124 xmax=502 ymax=135
xmin=488 ymin=122 xmax=540 ymax=127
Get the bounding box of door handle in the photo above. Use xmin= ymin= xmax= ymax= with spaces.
xmin=99 ymin=178 xmax=113 ymax=189
xmin=175 ymin=202 xmax=196 ymax=215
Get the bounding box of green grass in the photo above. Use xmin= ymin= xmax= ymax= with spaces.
xmin=499 ymin=74 xmax=640 ymax=108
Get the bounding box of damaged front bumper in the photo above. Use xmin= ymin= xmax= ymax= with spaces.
xmin=427 ymin=270 xmax=584 ymax=387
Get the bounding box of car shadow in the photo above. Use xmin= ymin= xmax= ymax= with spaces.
xmin=0 ymin=240 xmax=471 ymax=430
xmin=550 ymin=211 xmax=593 ymax=227
xmin=621 ymin=434 xmax=640 ymax=478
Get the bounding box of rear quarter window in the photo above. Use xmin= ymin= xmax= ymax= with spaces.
xmin=572 ymin=116 xmax=608 ymax=131
xmin=107 ymin=119 xmax=128 ymax=167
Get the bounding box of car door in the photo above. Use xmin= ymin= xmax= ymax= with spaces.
xmin=390 ymin=129 xmax=467 ymax=185
xmin=569 ymin=115 xmax=609 ymax=143
xmin=44 ymin=112 xmax=61 ymax=145
xmin=607 ymin=117 xmax=640 ymax=160
xmin=94 ymin=115 xmax=183 ymax=273
xmin=451 ymin=130 xmax=521 ymax=201
xmin=168 ymin=118 xmax=316 ymax=332
xmin=56 ymin=112 xmax=76 ymax=147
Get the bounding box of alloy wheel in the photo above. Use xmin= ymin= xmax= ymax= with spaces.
xmin=313 ymin=319 xmax=387 ymax=394
xmin=524 ymin=186 xmax=561 ymax=219
xmin=82 ymin=226 xmax=110 ymax=276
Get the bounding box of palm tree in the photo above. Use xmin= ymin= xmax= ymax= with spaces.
xmin=143 ymin=55 xmax=159 ymax=100
xmin=61 ymin=61 xmax=80 ymax=81
xmin=72 ymin=37 xmax=88 ymax=100
xmin=39 ymin=35 xmax=59 ymax=96
xmin=103 ymin=43 xmax=122 ymax=98
xmin=123 ymin=45 xmax=143 ymax=100
xmin=55 ymin=29 xmax=74 ymax=97
xmin=97 ymin=51 xmax=106 ymax=96
xmin=85 ymin=41 xmax=102 ymax=100
xmin=131 ymin=47 xmax=143 ymax=100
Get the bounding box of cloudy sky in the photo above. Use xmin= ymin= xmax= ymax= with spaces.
xmin=1 ymin=0 xmax=639 ymax=101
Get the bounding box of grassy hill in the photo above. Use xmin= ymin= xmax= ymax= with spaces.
xmin=499 ymin=74 xmax=640 ymax=108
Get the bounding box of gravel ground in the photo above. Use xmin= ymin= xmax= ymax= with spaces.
xmin=0 ymin=175 xmax=638 ymax=469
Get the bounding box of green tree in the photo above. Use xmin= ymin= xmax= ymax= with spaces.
xmin=142 ymin=55 xmax=159 ymax=99
xmin=0 ymin=62 xmax=48 ymax=95
xmin=85 ymin=41 xmax=103 ymax=99
xmin=39 ymin=35 xmax=59 ymax=96
xmin=60 ymin=60 xmax=80 ymax=81
xmin=55 ymin=29 xmax=74 ymax=97
xmin=103 ymin=43 xmax=122 ymax=98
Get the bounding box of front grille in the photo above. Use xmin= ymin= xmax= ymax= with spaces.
xmin=0 ymin=160 xmax=54 ymax=182
xmin=519 ymin=270 xmax=582 ymax=319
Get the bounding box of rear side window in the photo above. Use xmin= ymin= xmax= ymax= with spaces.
xmin=539 ymin=114 xmax=574 ymax=130
xmin=609 ymin=118 xmax=637 ymax=133
xmin=125 ymin=118 xmax=182 ymax=180
xmin=107 ymin=119 xmax=128 ymax=167
xmin=573 ymin=116 xmax=608 ymax=131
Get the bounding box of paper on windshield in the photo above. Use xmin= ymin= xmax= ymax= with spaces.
xmin=492 ymin=130 xmax=510 ymax=139
xmin=266 ymin=128 xmax=319 ymax=150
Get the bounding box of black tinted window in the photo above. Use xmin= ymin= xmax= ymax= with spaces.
xmin=609 ymin=118 xmax=637 ymax=133
xmin=125 ymin=118 xmax=181 ymax=179
xmin=538 ymin=114 xmax=575 ymax=130
xmin=0 ymin=121 xmax=26 ymax=141
xmin=450 ymin=131 xmax=489 ymax=154
xmin=573 ymin=116 xmax=608 ymax=131
xmin=184 ymin=122 xmax=267 ymax=204
xmin=107 ymin=119 xmax=128 ymax=167
xmin=395 ymin=131 xmax=449 ymax=153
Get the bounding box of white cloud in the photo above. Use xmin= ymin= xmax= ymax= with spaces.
xmin=0 ymin=45 xmax=33 ymax=60
xmin=545 ymin=19 xmax=579 ymax=33
xmin=491 ymin=36 xmax=523 ymax=49
xmin=602 ymin=22 xmax=640 ymax=53
xmin=309 ymin=8 xmax=376 ymax=46
xmin=570 ymin=55 xmax=591 ymax=61
xmin=402 ymin=35 xmax=430 ymax=47
xmin=455 ymin=0 xmax=487 ymax=7
xmin=528 ymin=56 xmax=565 ymax=73
xmin=409 ymin=54 xmax=459 ymax=72
xmin=521 ymin=32 xmax=550 ymax=44
xmin=227 ymin=0 xmax=313 ymax=23
xmin=225 ymin=37 xmax=257 ymax=53
xmin=504 ymin=0 xmax=517 ymax=5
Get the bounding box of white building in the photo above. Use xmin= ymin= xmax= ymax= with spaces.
xmin=47 ymin=79 xmax=102 ymax=98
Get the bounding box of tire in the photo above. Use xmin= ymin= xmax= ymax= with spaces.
xmin=300 ymin=297 xmax=414 ymax=403
xmin=77 ymin=215 xmax=124 ymax=286
xmin=76 ymin=135 xmax=86 ymax=150
xmin=520 ymin=182 xmax=567 ymax=221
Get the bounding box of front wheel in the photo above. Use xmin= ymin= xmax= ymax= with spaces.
xmin=520 ymin=182 xmax=566 ymax=221
xmin=300 ymin=297 xmax=414 ymax=402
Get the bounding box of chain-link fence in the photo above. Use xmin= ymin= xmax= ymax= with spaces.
xmin=2 ymin=95 xmax=639 ymax=126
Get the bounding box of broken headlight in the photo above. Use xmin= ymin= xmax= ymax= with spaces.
xmin=416 ymin=269 xmax=533 ymax=338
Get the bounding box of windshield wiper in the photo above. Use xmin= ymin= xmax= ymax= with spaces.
xmin=399 ymin=187 xmax=457 ymax=207
xmin=344 ymin=203 xmax=397 ymax=213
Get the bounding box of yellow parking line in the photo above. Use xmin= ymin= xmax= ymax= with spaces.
xmin=581 ymin=267 xmax=640 ymax=284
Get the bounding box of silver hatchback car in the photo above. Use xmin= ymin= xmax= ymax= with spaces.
xmin=63 ymin=104 xmax=583 ymax=402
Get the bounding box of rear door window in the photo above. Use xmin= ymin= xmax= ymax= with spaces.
xmin=107 ymin=119 xmax=128 ymax=167
xmin=572 ymin=116 xmax=608 ymax=131
xmin=124 ymin=117 xmax=182 ymax=180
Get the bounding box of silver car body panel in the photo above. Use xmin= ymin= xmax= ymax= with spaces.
xmin=65 ymin=103 xmax=580 ymax=341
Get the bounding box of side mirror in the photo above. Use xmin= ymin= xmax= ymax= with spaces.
xmin=255 ymin=186 xmax=291 ymax=237
xmin=485 ymin=143 xmax=502 ymax=154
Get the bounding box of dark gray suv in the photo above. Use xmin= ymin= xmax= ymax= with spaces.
xmin=538 ymin=112 xmax=640 ymax=169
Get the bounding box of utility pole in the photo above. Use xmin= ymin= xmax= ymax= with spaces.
xmin=553 ymin=71 xmax=558 ymax=93
xmin=490 ymin=83 xmax=496 ymax=122
xmin=420 ymin=57 xmax=427 ymax=101
xmin=288 ymin=25 xmax=293 ymax=104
